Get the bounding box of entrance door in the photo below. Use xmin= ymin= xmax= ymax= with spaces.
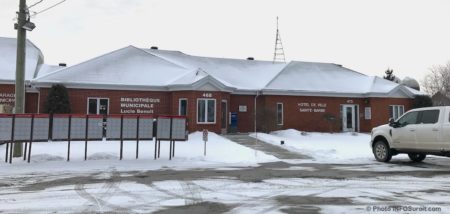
xmin=342 ymin=105 xmax=356 ymax=132
xmin=221 ymin=100 xmax=227 ymax=134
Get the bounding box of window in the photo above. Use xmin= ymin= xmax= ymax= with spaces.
xmin=419 ymin=110 xmax=439 ymax=124
xmin=179 ymin=98 xmax=187 ymax=116
xmin=87 ymin=98 xmax=109 ymax=115
xmin=389 ymin=105 xmax=405 ymax=120
xmin=197 ymin=99 xmax=216 ymax=123
xmin=277 ymin=103 xmax=283 ymax=125
xmin=397 ymin=111 xmax=419 ymax=127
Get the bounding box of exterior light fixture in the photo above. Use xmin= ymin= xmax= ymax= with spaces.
xmin=22 ymin=21 xmax=36 ymax=31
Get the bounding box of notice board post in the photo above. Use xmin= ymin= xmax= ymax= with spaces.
xmin=203 ymin=129 xmax=208 ymax=156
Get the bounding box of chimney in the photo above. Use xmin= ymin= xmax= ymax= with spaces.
xmin=246 ymin=57 xmax=254 ymax=60
xmin=59 ymin=63 xmax=67 ymax=67
xmin=151 ymin=46 xmax=158 ymax=50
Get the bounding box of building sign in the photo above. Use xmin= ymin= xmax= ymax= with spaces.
xmin=120 ymin=97 xmax=160 ymax=114
xmin=0 ymin=93 xmax=15 ymax=104
xmin=239 ymin=105 xmax=247 ymax=112
xmin=298 ymin=102 xmax=327 ymax=113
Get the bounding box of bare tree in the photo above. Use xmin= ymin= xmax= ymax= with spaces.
xmin=422 ymin=61 xmax=450 ymax=95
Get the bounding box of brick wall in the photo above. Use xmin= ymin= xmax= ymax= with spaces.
xmin=0 ymin=84 xmax=39 ymax=113
xmin=35 ymin=86 xmax=414 ymax=134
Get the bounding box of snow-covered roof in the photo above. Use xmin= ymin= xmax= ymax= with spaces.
xmin=0 ymin=37 xmax=44 ymax=82
xmin=32 ymin=45 xmax=423 ymax=98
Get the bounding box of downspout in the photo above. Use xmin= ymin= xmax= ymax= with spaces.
xmin=254 ymin=90 xmax=261 ymax=144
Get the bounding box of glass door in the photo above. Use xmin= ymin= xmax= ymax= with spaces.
xmin=342 ymin=104 xmax=356 ymax=132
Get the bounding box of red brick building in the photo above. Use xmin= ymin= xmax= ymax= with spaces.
xmin=1 ymin=39 xmax=424 ymax=133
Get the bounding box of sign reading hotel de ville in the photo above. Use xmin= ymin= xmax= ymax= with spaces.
xmin=0 ymin=93 xmax=15 ymax=105
xmin=298 ymin=102 xmax=327 ymax=113
xmin=120 ymin=97 xmax=160 ymax=114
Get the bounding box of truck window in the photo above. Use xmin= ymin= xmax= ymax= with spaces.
xmin=397 ymin=111 xmax=419 ymax=127
xmin=419 ymin=110 xmax=439 ymax=124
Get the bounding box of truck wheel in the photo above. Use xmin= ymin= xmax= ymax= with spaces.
xmin=408 ymin=153 xmax=426 ymax=162
xmin=373 ymin=141 xmax=392 ymax=162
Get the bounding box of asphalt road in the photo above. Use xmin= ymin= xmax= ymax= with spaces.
xmin=2 ymin=137 xmax=450 ymax=213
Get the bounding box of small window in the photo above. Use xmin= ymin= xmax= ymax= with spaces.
xmin=276 ymin=103 xmax=283 ymax=125
xmin=179 ymin=99 xmax=187 ymax=116
xmin=88 ymin=98 xmax=109 ymax=115
xmin=397 ymin=111 xmax=419 ymax=127
xmin=389 ymin=105 xmax=405 ymax=120
xmin=197 ymin=99 xmax=216 ymax=123
xmin=419 ymin=110 xmax=439 ymax=124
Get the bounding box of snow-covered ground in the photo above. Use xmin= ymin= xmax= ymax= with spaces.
xmin=251 ymin=129 xmax=410 ymax=164
xmin=2 ymin=130 xmax=450 ymax=213
xmin=0 ymin=132 xmax=277 ymax=175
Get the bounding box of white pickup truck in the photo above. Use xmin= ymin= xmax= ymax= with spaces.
xmin=371 ymin=106 xmax=450 ymax=162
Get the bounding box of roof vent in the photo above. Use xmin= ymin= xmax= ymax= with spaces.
xmin=59 ymin=63 xmax=67 ymax=67
xmin=247 ymin=57 xmax=254 ymax=60
xmin=151 ymin=46 xmax=158 ymax=50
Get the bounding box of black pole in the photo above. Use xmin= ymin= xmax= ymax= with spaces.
xmin=10 ymin=115 xmax=16 ymax=164
xmin=5 ymin=142 xmax=9 ymax=163
xmin=84 ymin=115 xmax=88 ymax=161
xmin=67 ymin=115 xmax=72 ymax=161
xmin=120 ymin=115 xmax=123 ymax=160
xmin=154 ymin=137 xmax=157 ymax=160
xmin=158 ymin=140 xmax=161 ymax=158
xmin=23 ymin=142 xmax=27 ymax=160
xmin=172 ymin=141 xmax=175 ymax=157
xmin=136 ymin=116 xmax=140 ymax=159
xmin=27 ymin=141 xmax=32 ymax=163
xmin=169 ymin=140 xmax=172 ymax=160
xmin=26 ymin=115 xmax=35 ymax=162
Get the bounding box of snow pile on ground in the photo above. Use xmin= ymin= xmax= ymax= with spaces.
xmin=0 ymin=132 xmax=277 ymax=174
xmin=251 ymin=129 xmax=374 ymax=163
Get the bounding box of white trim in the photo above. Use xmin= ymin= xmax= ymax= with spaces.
xmin=276 ymin=102 xmax=284 ymax=125
xmin=389 ymin=105 xmax=405 ymax=120
xmin=341 ymin=104 xmax=358 ymax=132
xmin=178 ymin=98 xmax=188 ymax=116
xmin=196 ymin=98 xmax=216 ymax=124
xmin=87 ymin=97 xmax=110 ymax=115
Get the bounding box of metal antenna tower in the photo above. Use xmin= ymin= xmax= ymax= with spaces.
xmin=273 ymin=16 xmax=286 ymax=63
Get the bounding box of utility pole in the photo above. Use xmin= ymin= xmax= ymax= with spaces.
xmin=13 ymin=0 xmax=27 ymax=157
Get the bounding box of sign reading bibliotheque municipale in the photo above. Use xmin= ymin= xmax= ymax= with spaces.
xmin=120 ymin=97 xmax=160 ymax=114
xmin=298 ymin=102 xmax=327 ymax=113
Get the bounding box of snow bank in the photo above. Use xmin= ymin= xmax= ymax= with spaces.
xmin=0 ymin=132 xmax=277 ymax=175
xmin=251 ymin=129 xmax=374 ymax=163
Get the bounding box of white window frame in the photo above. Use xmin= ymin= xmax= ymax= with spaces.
xmin=87 ymin=97 xmax=110 ymax=115
xmin=179 ymin=98 xmax=188 ymax=116
xmin=390 ymin=105 xmax=405 ymax=120
xmin=276 ymin=102 xmax=284 ymax=125
xmin=197 ymin=98 xmax=216 ymax=124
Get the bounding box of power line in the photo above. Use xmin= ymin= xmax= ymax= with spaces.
xmin=31 ymin=0 xmax=67 ymax=17
xmin=27 ymin=0 xmax=44 ymax=9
